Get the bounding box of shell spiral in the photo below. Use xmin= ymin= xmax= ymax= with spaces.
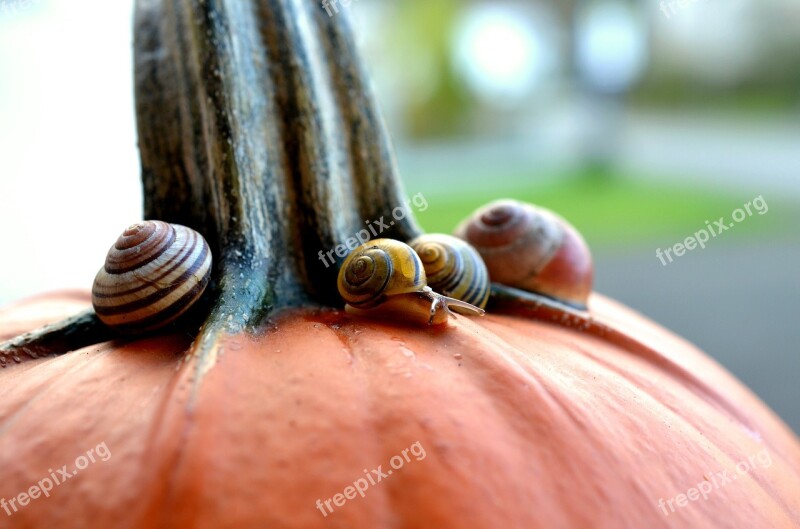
xmin=337 ymin=239 xmax=426 ymax=309
xmin=455 ymin=199 xmax=593 ymax=308
xmin=409 ymin=234 xmax=489 ymax=309
xmin=91 ymin=221 xmax=213 ymax=332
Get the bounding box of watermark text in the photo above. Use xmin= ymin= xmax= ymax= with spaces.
xmin=316 ymin=441 xmax=427 ymax=517
xmin=318 ymin=192 xmax=429 ymax=268
xmin=656 ymin=195 xmax=768 ymax=266
xmin=657 ymin=448 xmax=772 ymax=515
xmin=1 ymin=441 xmax=111 ymax=516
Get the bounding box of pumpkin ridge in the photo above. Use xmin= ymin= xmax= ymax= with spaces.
xmin=0 ymin=347 xmax=112 ymax=437
xmin=571 ymin=334 xmax=763 ymax=437
xmin=584 ymin=310 xmax=763 ymax=436
xmin=471 ymin=318 xmax=798 ymax=528
xmin=491 ymin=290 xmax=762 ymax=437
xmin=133 ymin=338 xmax=210 ymax=528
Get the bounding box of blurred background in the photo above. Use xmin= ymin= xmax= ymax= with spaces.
xmin=0 ymin=0 xmax=797 ymax=432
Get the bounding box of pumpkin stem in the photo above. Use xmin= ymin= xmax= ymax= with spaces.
xmin=0 ymin=0 xmax=422 ymax=357
xmin=0 ymin=310 xmax=114 ymax=366
xmin=134 ymin=0 xmax=421 ymax=336
xmin=0 ymin=0 xmax=587 ymax=360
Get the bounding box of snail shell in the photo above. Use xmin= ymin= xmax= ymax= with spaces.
xmin=337 ymin=238 xmax=426 ymax=310
xmin=92 ymin=221 xmax=212 ymax=332
xmin=408 ymin=234 xmax=489 ymax=311
xmin=337 ymin=238 xmax=484 ymax=325
xmin=455 ymin=199 xmax=593 ymax=308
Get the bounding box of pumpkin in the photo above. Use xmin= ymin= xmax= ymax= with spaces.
xmin=1 ymin=0 xmax=798 ymax=528
xmin=1 ymin=291 xmax=799 ymax=528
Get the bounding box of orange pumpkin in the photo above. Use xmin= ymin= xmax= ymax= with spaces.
xmin=1 ymin=290 xmax=798 ymax=528
xmin=2 ymin=1 xmax=799 ymax=527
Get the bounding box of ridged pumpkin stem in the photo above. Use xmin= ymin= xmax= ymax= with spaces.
xmin=135 ymin=0 xmax=421 ymax=335
xmin=0 ymin=0 xmax=581 ymax=362
xmin=1 ymin=0 xmax=422 ymax=358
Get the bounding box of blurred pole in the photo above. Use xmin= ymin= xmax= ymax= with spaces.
xmin=572 ymin=0 xmax=649 ymax=181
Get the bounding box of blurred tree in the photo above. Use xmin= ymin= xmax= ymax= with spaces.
xmin=389 ymin=0 xmax=474 ymax=138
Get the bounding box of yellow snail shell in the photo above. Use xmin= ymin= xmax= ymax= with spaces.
xmin=337 ymin=238 xmax=484 ymax=325
xmin=92 ymin=221 xmax=213 ymax=332
xmin=408 ymin=234 xmax=489 ymax=312
xmin=455 ymin=199 xmax=593 ymax=308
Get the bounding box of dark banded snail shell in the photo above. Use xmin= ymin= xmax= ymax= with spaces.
xmin=337 ymin=238 xmax=484 ymax=325
xmin=92 ymin=221 xmax=212 ymax=332
xmin=408 ymin=234 xmax=489 ymax=312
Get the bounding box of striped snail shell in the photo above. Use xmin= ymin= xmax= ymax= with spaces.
xmin=92 ymin=221 xmax=213 ymax=332
xmin=337 ymin=239 xmax=484 ymax=325
xmin=408 ymin=234 xmax=489 ymax=312
xmin=337 ymin=238 xmax=425 ymax=309
xmin=455 ymin=199 xmax=593 ymax=308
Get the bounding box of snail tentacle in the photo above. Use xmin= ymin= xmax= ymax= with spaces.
xmin=338 ymin=238 xmax=485 ymax=326
xmin=409 ymin=234 xmax=490 ymax=311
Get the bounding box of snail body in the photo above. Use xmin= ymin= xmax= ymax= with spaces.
xmin=455 ymin=199 xmax=593 ymax=308
xmin=92 ymin=221 xmax=213 ymax=332
xmin=337 ymin=239 xmax=484 ymax=325
xmin=408 ymin=234 xmax=489 ymax=312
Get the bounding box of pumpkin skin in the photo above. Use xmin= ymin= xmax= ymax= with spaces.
xmin=0 ymin=291 xmax=798 ymax=529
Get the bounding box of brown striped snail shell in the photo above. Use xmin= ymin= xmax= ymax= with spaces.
xmin=92 ymin=221 xmax=213 ymax=332
xmin=337 ymin=238 xmax=484 ymax=325
xmin=455 ymin=199 xmax=593 ymax=308
xmin=408 ymin=234 xmax=490 ymax=312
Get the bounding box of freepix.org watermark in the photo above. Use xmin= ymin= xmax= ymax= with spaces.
xmin=321 ymin=0 xmax=358 ymax=17
xmin=659 ymin=0 xmax=706 ymax=19
xmin=315 ymin=441 xmax=427 ymax=517
xmin=657 ymin=448 xmax=772 ymax=516
xmin=317 ymin=192 xmax=429 ymax=268
xmin=0 ymin=0 xmax=33 ymax=15
xmin=656 ymin=195 xmax=768 ymax=266
xmin=1 ymin=442 xmax=111 ymax=516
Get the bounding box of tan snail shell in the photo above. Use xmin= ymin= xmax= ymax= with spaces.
xmin=408 ymin=234 xmax=490 ymax=311
xmin=455 ymin=199 xmax=593 ymax=308
xmin=337 ymin=238 xmax=484 ymax=325
xmin=91 ymin=221 xmax=213 ymax=332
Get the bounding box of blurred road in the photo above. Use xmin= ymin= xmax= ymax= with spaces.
xmin=617 ymin=112 xmax=800 ymax=198
xmin=595 ymin=238 xmax=800 ymax=435
xmin=399 ymin=110 xmax=800 ymax=198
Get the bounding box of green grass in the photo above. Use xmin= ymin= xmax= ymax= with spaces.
xmin=414 ymin=172 xmax=793 ymax=248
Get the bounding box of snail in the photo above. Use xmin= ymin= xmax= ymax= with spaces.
xmin=337 ymin=238 xmax=484 ymax=325
xmin=455 ymin=199 xmax=593 ymax=308
xmin=408 ymin=234 xmax=489 ymax=311
xmin=91 ymin=221 xmax=213 ymax=332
